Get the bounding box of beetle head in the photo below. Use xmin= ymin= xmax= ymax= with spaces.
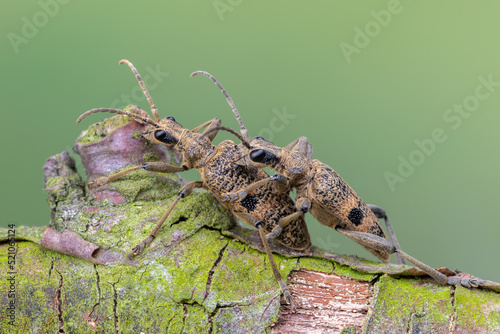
xmin=142 ymin=116 xmax=184 ymax=147
xmin=245 ymin=136 xmax=282 ymax=168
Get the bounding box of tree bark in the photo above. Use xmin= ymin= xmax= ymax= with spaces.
xmin=1 ymin=114 xmax=499 ymax=333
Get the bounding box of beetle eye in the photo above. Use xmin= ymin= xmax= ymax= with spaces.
xmin=154 ymin=130 xmax=166 ymax=140
xmin=154 ymin=129 xmax=178 ymax=145
xmin=249 ymin=149 xmax=279 ymax=165
xmin=250 ymin=149 xmax=267 ymax=163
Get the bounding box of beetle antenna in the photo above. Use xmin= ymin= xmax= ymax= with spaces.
xmin=76 ymin=108 xmax=159 ymax=127
xmin=200 ymin=126 xmax=251 ymax=149
xmin=190 ymin=71 xmax=250 ymax=143
xmin=119 ymin=59 xmax=160 ymax=122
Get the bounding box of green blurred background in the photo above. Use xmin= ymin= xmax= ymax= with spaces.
xmin=1 ymin=1 xmax=499 ymax=282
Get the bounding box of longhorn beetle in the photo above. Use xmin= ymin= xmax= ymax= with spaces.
xmin=196 ymin=77 xmax=485 ymax=289
xmin=76 ymin=60 xmax=313 ymax=309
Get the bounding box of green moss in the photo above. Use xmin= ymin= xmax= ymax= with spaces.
xmin=339 ymin=326 xmax=357 ymax=334
xmin=131 ymin=131 xmax=143 ymax=140
xmin=45 ymin=172 xmax=84 ymax=207
xmin=183 ymin=304 xmax=210 ymax=333
xmin=142 ymin=152 xmax=161 ymax=162
xmin=298 ymin=256 xmax=333 ymax=273
xmin=365 ymin=275 xmax=453 ymax=332
xmin=0 ymin=241 xmax=104 ymax=332
xmin=46 ymin=175 xmax=63 ymax=188
xmin=95 ymin=263 xmax=188 ymax=332
xmin=1 ymin=230 xmax=238 ymax=333
xmin=51 ymin=153 xmax=232 ymax=256
xmin=42 ymin=226 xmax=281 ymax=333
xmin=110 ymin=166 xmax=178 ymax=203
xmin=366 ymin=282 xmax=500 ymax=333
xmin=145 ymin=228 xmax=228 ymax=306
xmin=77 ymin=105 xmax=141 ymax=145
xmin=77 ymin=114 xmax=134 ymax=145
xmin=334 ymin=263 xmax=377 ymax=281
xmin=206 ymin=240 xmax=295 ymax=327
xmin=208 ymin=241 xmax=277 ymax=309
xmin=455 ymin=285 xmax=500 ymax=331
xmin=166 ymin=308 xmax=186 ymax=333
xmin=0 ymin=225 xmax=45 ymax=243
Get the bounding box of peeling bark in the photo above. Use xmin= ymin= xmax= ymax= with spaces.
xmin=40 ymin=227 xmax=100 ymax=263
xmin=271 ymin=270 xmax=373 ymax=333
xmin=1 ymin=114 xmax=499 ymax=333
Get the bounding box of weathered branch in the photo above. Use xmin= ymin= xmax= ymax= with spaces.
xmin=1 ymin=114 xmax=499 ymax=333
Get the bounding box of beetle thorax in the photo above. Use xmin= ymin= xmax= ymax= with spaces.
xmin=176 ymin=132 xmax=216 ymax=169
xmin=277 ymin=151 xmax=311 ymax=187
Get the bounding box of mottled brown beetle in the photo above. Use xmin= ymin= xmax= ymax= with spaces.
xmin=198 ymin=80 xmax=485 ymax=290
xmin=219 ymin=136 xmax=402 ymax=264
xmin=76 ymin=60 xmax=313 ymax=309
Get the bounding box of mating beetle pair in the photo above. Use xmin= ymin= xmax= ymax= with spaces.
xmin=195 ymin=72 xmax=484 ymax=290
xmin=77 ymin=60 xmax=483 ymax=310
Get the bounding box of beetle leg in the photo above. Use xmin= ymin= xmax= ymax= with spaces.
xmin=233 ymin=212 xmax=296 ymax=311
xmin=284 ymin=136 xmax=313 ymax=160
xmin=220 ymin=174 xmax=291 ymax=202
xmin=367 ymin=204 xmax=405 ymax=265
xmin=87 ymin=166 xmax=142 ymax=189
xmin=128 ymin=180 xmax=204 ymax=258
xmin=193 ymin=118 xmax=222 ymax=142
xmin=336 ymin=228 xmax=452 ymax=285
xmin=266 ymin=197 xmax=311 ymax=242
xmin=392 ymin=250 xmax=485 ymax=289
xmin=88 ymin=162 xmax=187 ymax=189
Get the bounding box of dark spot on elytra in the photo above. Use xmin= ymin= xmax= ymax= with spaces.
xmin=348 ymin=208 xmax=364 ymax=226
xmin=240 ymin=195 xmax=258 ymax=212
